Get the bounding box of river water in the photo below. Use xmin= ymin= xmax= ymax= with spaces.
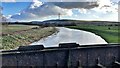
xmin=31 ymin=27 xmax=107 ymax=47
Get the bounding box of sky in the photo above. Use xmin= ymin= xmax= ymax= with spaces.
xmin=0 ymin=0 xmax=119 ymax=22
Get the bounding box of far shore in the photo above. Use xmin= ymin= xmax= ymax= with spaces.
xmin=67 ymin=25 xmax=119 ymax=43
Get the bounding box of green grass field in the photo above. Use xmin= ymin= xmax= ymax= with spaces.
xmin=1 ymin=25 xmax=57 ymax=50
xmin=2 ymin=25 xmax=38 ymax=34
xmin=67 ymin=25 xmax=120 ymax=43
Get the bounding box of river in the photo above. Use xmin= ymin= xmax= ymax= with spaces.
xmin=30 ymin=27 xmax=107 ymax=47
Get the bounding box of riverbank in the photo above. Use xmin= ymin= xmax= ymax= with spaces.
xmin=67 ymin=25 xmax=119 ymax=43
xmin=1 ymin=25 xmax=57 ymax=50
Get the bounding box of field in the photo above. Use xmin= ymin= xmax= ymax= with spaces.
xmin=1 ymin=22 xmax=119 ymax=50
xmin=2 ymin=25 xmax=37 ymax=34
xmin=1 ymin=24 xmax=57 ymax=50
xmin=67 ymin=24 xmax=120 ymax=43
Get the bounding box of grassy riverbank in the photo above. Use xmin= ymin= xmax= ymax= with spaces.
xmin=67 ymin=25 xmax=119 ymax=43
xmin=1 ymin=25 xmax=57 ymax=50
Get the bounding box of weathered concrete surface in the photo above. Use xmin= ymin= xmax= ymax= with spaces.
xmin=1 ymin=44 xmax=120 ymax=68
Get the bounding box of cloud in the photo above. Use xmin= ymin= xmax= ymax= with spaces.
xmin=10 ymin=0 xmax=118 ymax=21
xmin=77 ymin=0 xmax=118 ymax=14
xmin=11 ymin=2 xmax=73 ymax=21
xmin=78 ymin=9 xmax=88 ymax=14
xmin=10 ymin=0 xmax=100 ymax=21
xmin=41 ymin=0 xmax=97 ymax=2
xmin=30 ymin=0 xmax=43 ymax=9
xmin=91 ymin=2 xmax=118 ymax=14
xmin=50 ymin=2 xmax=99 ymax=9
xmin=72 ymin=0 xmax=118 ymax=21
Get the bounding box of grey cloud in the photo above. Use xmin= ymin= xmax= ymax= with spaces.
xmin=49 ymin=2 xmax=99 ymax=9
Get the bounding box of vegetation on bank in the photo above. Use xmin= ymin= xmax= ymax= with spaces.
xmin=1 ymin=25 xmax=57 ymax=50
xmin=67 ymin=25 xmax=119 ymax=43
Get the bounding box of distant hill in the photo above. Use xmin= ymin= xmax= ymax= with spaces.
xmin=34 ymin=19 xmax=119 ymax=24
xmin=3 ymin=19 xmax=119 ymax=26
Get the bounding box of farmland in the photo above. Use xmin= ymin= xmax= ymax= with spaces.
xmin=67 ymin=24 xmax=119 ymax=43
xmin=1 ymin=24 xmax=57 ymax=50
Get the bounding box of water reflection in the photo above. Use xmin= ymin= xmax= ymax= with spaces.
xmin=31 ymin=27 xmax=107 ymax=47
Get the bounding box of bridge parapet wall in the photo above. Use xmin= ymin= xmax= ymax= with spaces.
xmin=1 ymin=44 xmax=120 ymax=67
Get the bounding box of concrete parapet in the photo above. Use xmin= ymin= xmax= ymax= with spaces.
xmin=1 ymin=43 xmax=120 ymax=68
